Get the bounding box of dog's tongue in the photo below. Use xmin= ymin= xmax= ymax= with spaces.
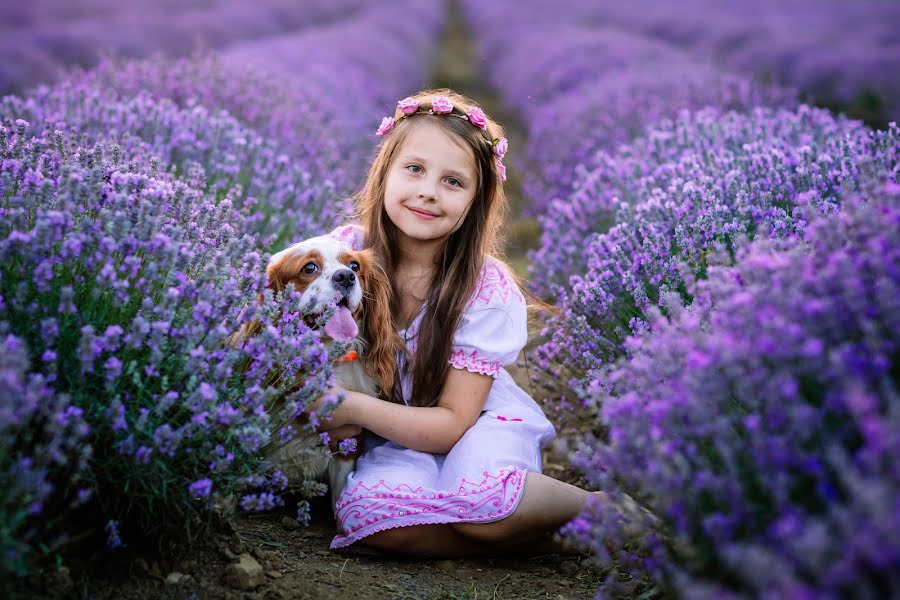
xmin=324 ymin=306 xmax=358 ymax=342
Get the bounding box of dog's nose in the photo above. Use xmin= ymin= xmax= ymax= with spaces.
xmin=332 ymin=269 xmax=356 ymax=291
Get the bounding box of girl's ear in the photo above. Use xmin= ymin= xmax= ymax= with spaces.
xmin=357 ymin=250 xmax=398 ymax=396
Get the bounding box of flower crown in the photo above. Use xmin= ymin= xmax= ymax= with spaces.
xmin=375 ymin=95 xmax=509 ymax=181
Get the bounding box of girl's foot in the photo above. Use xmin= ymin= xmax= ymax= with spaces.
xmin=592 ymin=490 xmax=659 ymax=541
xmin=502 ymin=531 xmax=590 ymax=558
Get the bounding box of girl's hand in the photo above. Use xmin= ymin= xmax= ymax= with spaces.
xmin=305 ymin=385 xmax=355 ymax=430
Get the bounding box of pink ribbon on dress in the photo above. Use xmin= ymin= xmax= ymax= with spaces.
xmin=496 ymin=415 xmax=523 ymax=422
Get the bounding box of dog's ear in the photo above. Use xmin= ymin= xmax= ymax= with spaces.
xmin=266 ymin=254 xmax=290 ymax=295
xmin=357 ymin=250 xmax=400 ymax=396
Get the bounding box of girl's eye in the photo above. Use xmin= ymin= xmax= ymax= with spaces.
xmin=446 ymin=177 xmax=461 ymax=187
xmin=406 ymin=165 xmax=422 ymax=173
xmin=348 ymin=261 xmax=360 ymax=272
xmin=302 ymin=262 xmax=319 ymax=275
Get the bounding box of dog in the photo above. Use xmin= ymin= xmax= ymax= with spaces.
xmin=229 ymin=230 xmax=397 ymax=514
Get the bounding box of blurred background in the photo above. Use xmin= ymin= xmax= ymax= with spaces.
xmin=2 ymin=0 xmax=898 ymax=126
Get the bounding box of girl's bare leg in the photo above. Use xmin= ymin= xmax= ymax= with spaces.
xmin=359 ymin=523 xmax=589 ymax=559
xmin=361 ymin=524 xmax=499 ymax=558
xmin=450 ymin=472 xmax=603 ymax=545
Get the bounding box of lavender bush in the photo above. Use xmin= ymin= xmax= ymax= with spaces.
xmin=80 ymin=54 xmax=354 ymax=197
xmin=1 ymin=334 xmax=90 ymax=577
xmin=531 ymin=106 xmax=898 ymax=301
xmin=0 ymin=121 xmax=338 ymax=577
xmin=521 ymin=56 xmax=795 ymax=214
xmin=530 ymin=106 xmax=896 ymax=450
xmin=562 ymin=182 xmax=900 ymax=598
xmin=2 ymin=80 xmax=345 ymax=248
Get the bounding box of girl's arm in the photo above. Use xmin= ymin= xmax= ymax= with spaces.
xmin=320 ymin=369 xmax=494 ymax=454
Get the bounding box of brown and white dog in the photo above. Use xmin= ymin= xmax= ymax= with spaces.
xmin=230 ymin=231 xmax=396 ymax=513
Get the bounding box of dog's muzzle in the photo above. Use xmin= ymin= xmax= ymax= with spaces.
xmin=332 ymin=269 xmax=356 ymax=299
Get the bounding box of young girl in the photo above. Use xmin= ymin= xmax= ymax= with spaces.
xmin=313 ymin=89 xmax=605 ymax=557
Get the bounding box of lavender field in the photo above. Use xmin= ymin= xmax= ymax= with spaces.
xmin=2 ymin=0 xmax=899 ymax=598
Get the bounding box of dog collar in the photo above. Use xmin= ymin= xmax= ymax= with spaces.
xmin=336 ymin=350 xmax=358 ymax=363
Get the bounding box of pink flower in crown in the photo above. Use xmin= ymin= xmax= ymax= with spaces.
xmin=492 ymin=137 xmax=508 ymax=159
xmin=376 ymin=116 xmax=394 ymax=136
xmin=431 ymin=96 xmax=453 ymax=114
xmin=467 ymin=106 xmax=487 ymax=129
xmin=495 ymin=156 xmax=507 ymax=181
xmin=397 ymin=97 xmax=420 ymax=115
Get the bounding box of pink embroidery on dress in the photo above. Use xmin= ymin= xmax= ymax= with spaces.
xmin=496 ymin=415 xmax=523 ymax=422
xmin=466 ymin=259 xmax=525 ymax=309
xmin=331 ymin=466 xmax=527 ymax=550
xmin=448 ymin=348 xmax=501 ymax=377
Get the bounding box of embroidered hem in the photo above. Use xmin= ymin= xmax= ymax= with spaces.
xmin=330 ymin=466 xmax=527 ymax=550
xmin=448 ymin=349 xmax=502 ymax=378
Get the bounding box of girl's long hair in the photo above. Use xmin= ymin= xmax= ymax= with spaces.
xmin=353 ymin=88 xmax=533 ymax=407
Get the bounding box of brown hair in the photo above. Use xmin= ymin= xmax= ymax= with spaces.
xmin=353 ymin=88 xmax=540 ymax=407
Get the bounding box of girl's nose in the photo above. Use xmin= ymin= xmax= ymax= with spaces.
xmin=417 ymin=180 xmax=437 ymax=200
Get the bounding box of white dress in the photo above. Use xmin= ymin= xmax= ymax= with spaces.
xmin=325 ymin=225 xmax=556 ymax=550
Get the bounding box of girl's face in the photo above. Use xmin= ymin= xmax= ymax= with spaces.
xmin=383 ymin=120 xmax=478 ymax=246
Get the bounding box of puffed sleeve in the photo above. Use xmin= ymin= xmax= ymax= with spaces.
xmin=448 ymin=258 xmax=527 ymax=378
xmin=326 ymin=223 xmax=365 ymax=251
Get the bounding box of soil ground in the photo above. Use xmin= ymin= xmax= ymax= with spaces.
xmin=14 ymin=2 xmax=610 ymax=599
xmin=26 ymin=506 xmax=605 ymax=599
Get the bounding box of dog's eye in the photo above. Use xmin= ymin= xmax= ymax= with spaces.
xmin=348 ymin=261 xmax=360 ymax=272
xmin=302 ymin=262 xmax=319 ymax=275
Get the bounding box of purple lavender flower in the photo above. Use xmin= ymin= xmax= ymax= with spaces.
xmin=337 ymin=438 xmax=358 ymax=456
xmin=105 ymin=520 xmax=125 ymax=550
xmin=296 ymin=500 xmax=312 ymax=527
xmin=239 ymin=492 xmax=284 ymax=512
xmin=189 ymin=478 xmax=213 ymax=500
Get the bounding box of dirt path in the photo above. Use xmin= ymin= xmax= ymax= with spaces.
xmin=428 ymin=0 xmax=540 ymax=278
xmin=18 ymin=3 xmax=609 ymax=599
xmin=48 ymin=509 xmax=602 ymax=599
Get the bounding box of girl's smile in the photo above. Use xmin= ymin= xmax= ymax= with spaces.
xmin=407 ymin=206 xmax=439 ymax=220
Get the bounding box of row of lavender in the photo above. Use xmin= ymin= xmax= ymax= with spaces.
xmin=462 ymin=1 xmax=900 ymax=597
xmin=0 ymin=3 xmax=444 ymax=581
xmin=558 ymin=0 xmax=900 ymax=127
xmin=480 ymin=18 xmax=796 ymax=218
xmin=0 ymin=0 xmax=366 ymax=95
